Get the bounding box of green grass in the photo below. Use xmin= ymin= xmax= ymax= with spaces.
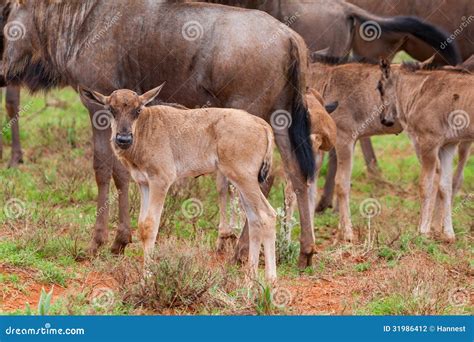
xmin=0 ymin=87 xmax=472 ymax=315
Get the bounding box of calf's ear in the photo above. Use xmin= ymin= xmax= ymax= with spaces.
xmin=78 ymin=86 xmax=108 ymax=107
xmin=140 ymin=82 xmax=165 ymax=106
xmin=325 ymin=101 xmax=338 ymax=114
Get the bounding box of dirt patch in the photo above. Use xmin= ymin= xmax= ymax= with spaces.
xmin=0 ymin=264 xmax=66 ymax=312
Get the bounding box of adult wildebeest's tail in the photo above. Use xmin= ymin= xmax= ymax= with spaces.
xmin=258 ymin=128 xmax=273 ymax=184
xmin=346 ymin=4 xmax=462 ymax=65
xmin=287 ymin=38 xmax=316 ymax=181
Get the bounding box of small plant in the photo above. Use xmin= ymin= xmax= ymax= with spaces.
xmin=275 ymin=207 xmax=299 ymax=265
xmin=117 ymin=238 xmax=223 ymax=311
xmin=25 ymin=287 xmax=54 ymax=315
xmin=355 ymin=262 xmax=371 ymax=272
xmin=254 ymin=283 xmax=274 ymax=315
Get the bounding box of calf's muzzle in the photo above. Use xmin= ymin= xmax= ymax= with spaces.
xmin=115 ymin=133 xmax=133 ymax=149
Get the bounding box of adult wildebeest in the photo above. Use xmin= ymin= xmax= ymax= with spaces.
xmin=80 ymin=84 xmax=277 ymax=281
xmin=1 ymin=0 xmax=319 ymax=267
xmin=377 ymin=60 xmax=473 ymax=242
xmin=200 ymin=0 xmax=462 ymax=213
xmin=349 ymin=0 xmax=474 ymax=63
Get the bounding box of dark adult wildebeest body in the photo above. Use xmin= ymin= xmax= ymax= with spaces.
xmin=1 ymin=0 xmax=320 ymax=267
xmin=350 ymin=0 xmax=474 ymax=63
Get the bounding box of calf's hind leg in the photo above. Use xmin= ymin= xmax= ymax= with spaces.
xmin=216 ymin=171 xmax=236 ymax=252
xmin=417 ymin=146 xmax=439 ymax=236
xmin=231 ymin=177 xmax=276 ymax=282
xmin=435 ymin=144 xmax=456 ymax=242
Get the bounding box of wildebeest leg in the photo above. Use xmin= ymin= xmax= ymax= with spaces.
xmin=316 ymin=148 xmax=336 ymax=212
xmin=140 ymin=179 xmax=171 ymax=266
xmin=274 ymin=133 xmax=316 ymax=269
xmin=216 ymin=171 xmax=236 ymax=252
xmin=232 ymin=178 xmax=276 ymax=282
xmin=335 ymin=140 xmax=355 ymax=242
xmin=283 ymin=175 xmax=297 ymax=232
xmin=452 ymin=142 xmax=471 ymax=197
xmin=233 ymin=174 xmax=274 ymax=264
xmin=110 ymin=160 xmax=132 ymax=254
xmin=359 ymin=137 xmax=378 ymax=175
xmin=433 ymin=144 xmax=456 ymax=242
xmin=88 ymin=116 xmax=114 ymax=255
xmin=418 ymin=146 xmax=439 ymax=236
xmin=6 ymin=86 xmax=23 ymax=168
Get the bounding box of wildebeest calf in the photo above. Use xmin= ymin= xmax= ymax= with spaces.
xmin=79 ymin=84 xmax=277 ymax=281
xmin=377 ymin=60 xmax=473 ymax=242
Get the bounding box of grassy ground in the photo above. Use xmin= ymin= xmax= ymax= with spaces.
xmin=0 ymin=87 xmax=472 ymax=315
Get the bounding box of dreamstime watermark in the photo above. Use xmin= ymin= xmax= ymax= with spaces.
xmin=447 ymin=110 xmax=470 ymax=135
xmin=1 ymin=100 xmax=34 ymax=134
xmin=262 ymin=12 xmax=301 ymax=49
xmin=87 ymin=190 xmax=121 ymax=225
xmin=270 ymin=109 xmax=292 ymax=130
xmin=91 ymin=287 xmax=115 ymax=309
xmin=452 ymin=193 xmax=473 ymax=214
xmin=92 ymin=109 xmax=113 ymax=130
xmin=5 ymin=323 xmax=85 ymax=336
xmin=271 ymin=287 xmax=293 ymax=308
xmin=440 ymin=16 xmax=474 ymax=50
xmin=448 ymin=287 xmax=470 ymax=307
xmin=3 ymin=20 xmax=26 ymax=41
xmin=359 ymin=198 xmax=381 ymax=219
xmin=359 ymin=20 xmax=382 ymax=42
xmin=351 ymin=102 xmax=388 ymax=139
xmin=3 ymin=198 xmax=26 ymax=219
xmin=181 ymin=21 xmax=204 ymax=41
xmin=84 ymin=12 xmax=122 ymax=49
xmin=181 ymin=198 xmax=203 ymax=219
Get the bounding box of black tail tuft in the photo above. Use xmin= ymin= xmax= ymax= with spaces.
xmin=287 ymin=40 xmax=316 ymax=181
xmin=353 ymin=14 xmax=462 ymax=66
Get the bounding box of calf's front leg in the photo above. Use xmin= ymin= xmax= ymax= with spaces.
xmin=139 ymin=179 xmax=170 ymax=266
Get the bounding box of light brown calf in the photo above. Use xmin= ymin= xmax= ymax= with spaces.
xmin=378 ymin=60 xmax=473 ymax=241
xmin=79 ymin=84 xmax=277 ymax=281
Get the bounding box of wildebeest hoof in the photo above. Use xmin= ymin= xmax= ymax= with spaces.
xmin=439 ymin=233 xmax=456 ymax=244
xmin=232 ymin=243 xmax=249 ymax=264
xmin=111 ymin=229 xmax=132 ymax=255
xmin=315 ymin=197 xmax=332 ymax=213
xmin=216 ymin=232 xmax=237 ymax=253
xmin=7 ymin=154 xmax=23 ymax=168
xmin=297 ymin=248 xmax=316 ymax=269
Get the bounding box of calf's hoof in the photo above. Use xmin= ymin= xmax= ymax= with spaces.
xmin=439 ymin=233 xmax=456 ymax=244
xmin=341 ymin=230 xmax=354 ymax=243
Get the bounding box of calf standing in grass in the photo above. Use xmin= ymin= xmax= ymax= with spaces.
xmin=377 ymin=60 xmax=473 ymax=242
xmin=79 ymin=84 xmax=277 ymax=281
